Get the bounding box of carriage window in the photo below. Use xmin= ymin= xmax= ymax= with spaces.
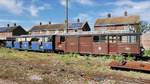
xmin=30 ymin=38 xmax=39 ymax=42
xmin=121 ymin=36 xmax=137 ymax=43
xmin=45 ymin=36 xmax=52 ymax=42
xmin=20 ymin=38 xmax=26 ymax=42
xmin=109 ymin=36 xmax=117 ymax=43
xmin=47 ymin=36 xmax=52 ymax=42
xmin=99 ymin=35 xmax=107 ymax=42
xmin=121 ymin=36 xmax=128 ymax=43
xmin=129 ymin=36 xmax=137 ymax=43
xmin=93 ymin=36 xmax=99 ymax=42
xmin=16 ymin=38 xmax=19 ymax=42
xmin=26 ymin=38 xmax=31 ymax=41
xmin=60 ymin=36 xmax=65 ymax=42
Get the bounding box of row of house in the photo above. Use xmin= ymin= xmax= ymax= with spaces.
xmin=0 ymin=11 xmax=140 ymax=41
xmin=29 ymin=19 xmax=91 ymax=35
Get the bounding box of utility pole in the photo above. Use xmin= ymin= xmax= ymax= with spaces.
xmin=65 ymin=0 xmax=69 ymax=33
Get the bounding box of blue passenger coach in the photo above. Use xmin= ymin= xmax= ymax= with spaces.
xmin=6 ymin=35 xmax=55 ymax=52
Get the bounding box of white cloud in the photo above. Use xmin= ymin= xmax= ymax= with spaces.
xmin=0 ymin=0 xmax=51 ymax=16
xmin=28 ymin=4 xmax=51 ymax=17
xmin=29 ymin=5 xmax=39 ymax=17
xmin=75 ymin=0 xmax=93 ymax=5
xmin=60 ymin=0 xmax=66 ymax=6
xmin=0 ymin=0 xmax=23 ymax=14
xmin=60 ymin=0 xmax=95 ymax=7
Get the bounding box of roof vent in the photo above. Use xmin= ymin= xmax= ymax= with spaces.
xmin=107 ymin=13 xmax=111 ymax=18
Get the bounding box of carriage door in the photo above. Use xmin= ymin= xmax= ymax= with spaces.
xmin=66 ymin=35 xmax=78 ymax=53
xmin=108 ymin=35 xmax=118 ymax=54
xmin=55 ymin=35 xmax=66 ymax=52
xmin=79 ymin=36 xmax=92 ymax=54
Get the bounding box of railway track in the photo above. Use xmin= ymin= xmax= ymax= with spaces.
xmin=91 ymin=73 xmax=150 ymax=84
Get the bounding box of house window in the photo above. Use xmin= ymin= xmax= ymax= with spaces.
xmin=75 ymin=29 xmax=77 ymax=32
xmin=99 ymin=35 xmax=107 ymax=42
xmin=109 ymin=36 xmax=117 ymax=43
xmin=93 ymin=36 xmax=99 ymax=42
xmin=60 ymin=36 xmax=65 ymax=42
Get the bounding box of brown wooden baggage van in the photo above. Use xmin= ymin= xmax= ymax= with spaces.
xmin=55 ymin=32 xmax=141 ymax=56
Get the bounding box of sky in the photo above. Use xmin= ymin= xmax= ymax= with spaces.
xmin=0 ymin=0 xmax=150 ymax=30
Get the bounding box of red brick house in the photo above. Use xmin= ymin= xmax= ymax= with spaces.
xmin=29 ymin=20 xmax=90 ymax=35
xmin=0 ymin=23 xmax=27 ymax=40
xmin=94 ymin=12 xmax=140 ymax=33
xmin=29 ymin=22 xmax=65 ymax=35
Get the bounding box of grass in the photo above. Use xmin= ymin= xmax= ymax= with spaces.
xmin=0 ymin=48 xmax=149 ymax=84
xmin=144 ymin=50 xmax=150 ymax=57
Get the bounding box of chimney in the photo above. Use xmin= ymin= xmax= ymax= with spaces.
xmin=124 ymin=11 xmax=128 ymax=16
xmin=107 ymin=13 xmax=111 ymax=18
xmin=14 ymin=23 xmax=16 ymax=26
xmin=7 ymin=24 xmax=10 ymax=27
xmin=40 ymin=22 xmax=42 ymax=25
xmin=49 ymin=21 xmax=51 ymax=24
xmin=77 ymin=18 xmax=80 ymax=22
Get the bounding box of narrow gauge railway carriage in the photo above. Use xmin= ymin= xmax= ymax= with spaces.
xmin=5 ymin=32 xmax=142 ymax=57
xmin=55 ymin=32 xmax=142 ymax=56
xmin=6 ymin=35 xmax=55 ymax=52
xmin=5 ymin=37 xmax=15 ymax=48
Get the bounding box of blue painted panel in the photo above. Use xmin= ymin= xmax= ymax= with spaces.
xmin=31 ymin=42 xmax=41 ymax=51
xmin=6 ymin=41 xmax=13 ymax=48
xmin=42 ymin=42 xmax=53 ymax=50
xmin=14 ymin=42 xmax=20 ymax=49
xmin=21 ymin=42 xmax=29 ymax=50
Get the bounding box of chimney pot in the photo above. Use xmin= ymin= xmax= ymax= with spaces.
xmin=107 ymin=13 xmax=111 ymax=18
xmin=124 ymin=11 xmax=128 ymax=16
xmin=7 ymin=24 xmax=10 ymax=27
xmin=14 ymin=23 xmax=16 ymax=26
xmin=40 ymin=22 xmax=42 ymax=25
xmin=49 ymin=21 xmax=51 ymax=24
xmin=77 ymin=18 xmax=80 ymax=22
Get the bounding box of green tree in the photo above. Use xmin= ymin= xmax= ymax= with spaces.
xmin=140 ymin=21 xmax=150 ymax=33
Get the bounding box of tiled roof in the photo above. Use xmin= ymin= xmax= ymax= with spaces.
xmin=0 ymin=26 xmax=20 ymax=32
xmin=29 ymin=24 xmax=65 ymax=32
xmin=95 ymin=16 xmax=140 ymax=26
xmin=29 ymin=22 xmax=86 ymax=32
